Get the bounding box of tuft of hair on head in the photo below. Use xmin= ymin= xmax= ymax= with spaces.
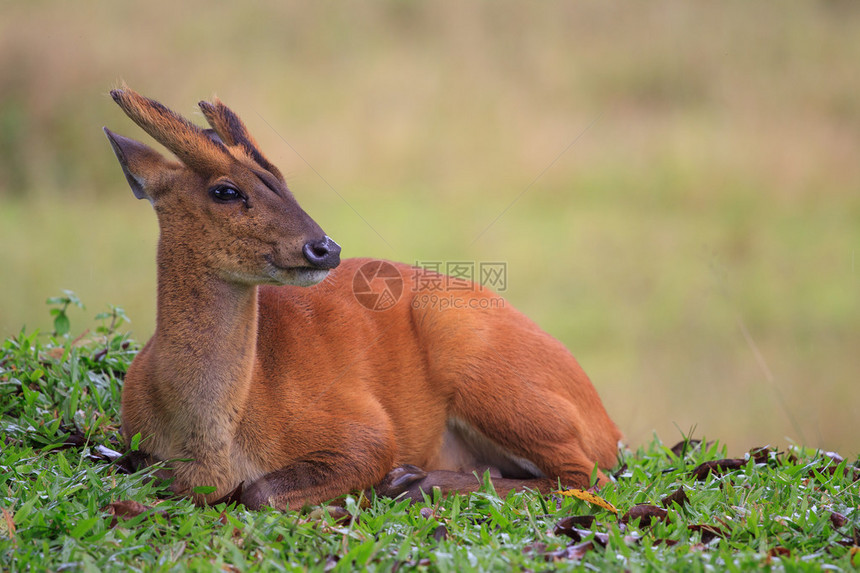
xmin=198 ymin=97 xmax=284 ymax=182
xmin=109 ymin=86 xmax=231 ymax=174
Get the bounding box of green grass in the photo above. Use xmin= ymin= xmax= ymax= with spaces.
xmin=1 ymin=306 xmax=858 ymax=571
xmin=2 ymin=1 xmax=860 ymax=457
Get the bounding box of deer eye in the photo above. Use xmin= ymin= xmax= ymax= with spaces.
xmin=210 ymin=185 xmax=244 ymax=203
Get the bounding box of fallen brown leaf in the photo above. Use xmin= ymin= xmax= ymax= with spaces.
xmin=749 ymin=446 xmax=780 ymax=465
xmin=668 ymin=439 xmax=713 ymax=457
xmin=661 ymin=487 xmax=689 ymax=509
xmin=1 ymin=507 xmax=15 ymax=542
xmin=830 ymin=512 xmax=848 ymax=529
xmin=553 ymin=514 xmax=596 ymax=539
xmin=103 ymin=500 xmax=168 ymax=528
xmin=59 ymin=428 xmax=87 ymax=449
xmin=621 ymin=504 xmax=668 ymax=527
xmin=688 ymin=524 xmax=727 ymax=544
xmin=690 ymin=459 xmax=746 ymax=480
xmin=669 ymin=439 xmax=700 ymax=457
xmin=552 ymin=524 xmax=596 ymax=543
xmin=323 ymin=554 xmax=339 ymax=572
xmin=307 ymin=505 xmax=354 ymax=526
xmin=419 ymin=507 xmax=435 ymax=519
xmin=218 ymin=509 xmax=243 ymax=544
xmin=809 ymin=465 xmax=860 ymax=482
xmin=524 ymin=541 xmax=596 ymax=562
xmin=556 ymin=541 xmax=595 ymax=561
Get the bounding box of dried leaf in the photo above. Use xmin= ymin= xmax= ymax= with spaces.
xmin=1 ymin=507 xmax=15 ymax=541
xmin=307 ymin=506 xmax=354 ymax=526
xmin=553 ymin=515 xmax=596 ymax=538
xmin=552 ymin=519 xmax=609 ymax=545
xmin=830 ymin=512 xmax=848 ymax=529
xmin=749 ymin=446 xmax=779 ymax=465
xmin=419 ymin=507 xmax=434 ymax=519
xmin=621 ymin=504 xmax=668 ymax=527
xmin=105 ymin=499 xmax=152 ymax=519
xmin=46 ymin=347 xmax=66 ymax=361
xmin=809 ymin=464 xmax=860 ymax=481
xmin=688 ymin=524 xmax=726 ymax=544
xmin=217 ymin=509 xmax=243 ymax=542
xmin=525 ymin=541 xmax=596 ymax=562
xmin=555 ymin=488 xmax=618 ymax=514
xmin=59 ymin=428 xmax=87 ymax=449
xmin=690 ymin=459 xmax=745 ymax=480
xmin=612 ymin=463 xmax=628 ymax=480
xmin=558 ymin=541 xmax=595 ymax=560
xmin=669 ymin=439 xmax=702 ymax=457
xmin=553 ymin=516 xmax=598 ymax=541
xmin=660 ymin=487 xmax=689 ymax=509
xmin=103 ymin=500 xmax=167 ymax=528
xmin=323 ymin=555 xmax=339 ymax=572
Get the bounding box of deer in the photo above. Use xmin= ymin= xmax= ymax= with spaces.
xmin=103 ymin=86 xmax=622 ymax=511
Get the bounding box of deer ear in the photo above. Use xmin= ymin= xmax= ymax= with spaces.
xmin=104 ymin=127 xmax=175 ymax=202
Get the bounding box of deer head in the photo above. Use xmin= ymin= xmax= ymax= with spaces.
xmin=104 ymin=87 xmax=340 ymax=287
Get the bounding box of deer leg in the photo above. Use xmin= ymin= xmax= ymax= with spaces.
xmin=445 ymin=382 xmax=612 ymax=490
xmin=240 ymin=429 xmax=396 ymax=510
xmin=241 ymin=455 xmax=387 ymax=510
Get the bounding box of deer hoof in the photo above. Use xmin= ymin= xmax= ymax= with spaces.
xmin=373 ymin=464 xmax=428 ymax=498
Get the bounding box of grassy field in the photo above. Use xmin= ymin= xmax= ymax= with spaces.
xmin=1 ymin=324 xmax=858 ymax=570
xmin=1 ymin=2 xmax=859 ymax=457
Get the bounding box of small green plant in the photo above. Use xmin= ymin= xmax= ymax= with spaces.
xmin=46 ymin=289 xmax=85 ymax=337
xmin=95 ymin=304 xmax=130 ymax=336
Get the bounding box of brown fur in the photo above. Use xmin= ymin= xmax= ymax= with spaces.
xmin=105 ymin=88 xmax=622 ymax=510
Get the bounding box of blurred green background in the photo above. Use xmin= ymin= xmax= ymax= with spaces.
xmin=1 ymin=2 xmax=858 ymax=456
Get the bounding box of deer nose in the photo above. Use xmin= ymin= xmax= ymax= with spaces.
xmin=302 ymin=236 xmax=341 ymax=269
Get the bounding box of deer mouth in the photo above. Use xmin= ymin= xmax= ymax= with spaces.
xmin=264 ymin=255 xmax=330 ymax=287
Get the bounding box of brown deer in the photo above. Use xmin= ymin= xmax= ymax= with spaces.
xmin=104 ymin=87 xmax=622 ymax=510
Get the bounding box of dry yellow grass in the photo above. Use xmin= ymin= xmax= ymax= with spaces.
xmin=1 ymin=2 xmax=858 ymax=455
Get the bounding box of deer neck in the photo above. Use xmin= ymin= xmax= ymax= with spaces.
xmin=151 ymin=240 xmax=259 ymax=420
